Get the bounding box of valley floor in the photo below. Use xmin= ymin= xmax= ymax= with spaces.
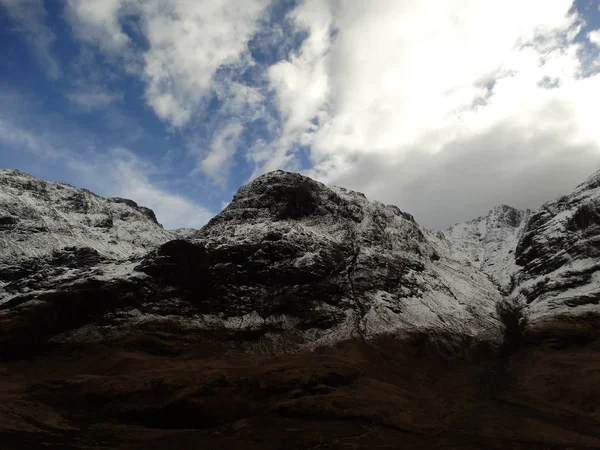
xmin=2 ymin=325 xmax=600 ymax=449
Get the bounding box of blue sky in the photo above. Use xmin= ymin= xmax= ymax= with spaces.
xmin=1 ymin=0 xmax=599 ymax=229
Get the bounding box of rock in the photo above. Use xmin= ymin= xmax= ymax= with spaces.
xmin=441 ymin=205 xmax=529 ymax=292
xmin=511 ymin=171 xmax=600 ymax=329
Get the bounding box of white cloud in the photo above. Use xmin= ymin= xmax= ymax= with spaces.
xmin=49 ymin=0 xmax=600 ymax=226
xmin=184 ymin=81 xmax=265 ymax=184
xmin=0 ymin=0 xmax=61 ymax=78
xmin=64 ymin=0 xmax=271 ymax=185
xmin=266 ymin=0 xmax=332 ymax=158
xmin=65 ymin=0 xmax=270 ymax=128
xmin=200 ymin=121 xmax=244 ymax=185
xmin=213 ymin=81 xmax=265 ymax=119
xmin=140 ymin=0 xmax=269 ymax=127
xmin=254 ymin=0 xmax=600 ymax=227
xmin=303 ymin=0 xmax=582 ymax=159
xmin=589 ymin=29 xmax=600 ymax=47
xmin=65 ymin=0 xmax=132 ymax=54
xmin=0 ymin=118 xmax=64 ymax=160
xmin=321 ymin=95 xmax=600 ymax=228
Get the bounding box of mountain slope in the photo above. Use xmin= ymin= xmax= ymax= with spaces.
xmin=512 ymin=169 xmax=600 ymax=338
xmin=442 ymin=169 xmax=600 ymax=345
xmin=159 ymin=170 xmax=505 ymax=349
xmin=441 ymin=205 xmax=529 ymax=292
xmin=4 ymin=167 xmax=600 ymax=353
xmin=0 ymin=169 xmax=173 ymax=305
xmin=0 ymin=169 xmax=172 ymax=263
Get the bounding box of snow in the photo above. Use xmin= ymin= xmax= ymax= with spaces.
xmin=170 ymin=228 xmax=198 ymax=239
xmin=440 ymin=205 xmax=529 ymax=292
xmin=0 ymin=169 xmax=172 ymax=265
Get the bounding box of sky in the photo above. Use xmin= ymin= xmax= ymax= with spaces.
xmin=1 ymin=0 xmax=599 ymax=230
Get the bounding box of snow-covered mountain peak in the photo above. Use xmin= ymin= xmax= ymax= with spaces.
xmin=485 ymin=205 xmax=527 ymax=229
xmin=575 ymin=167 xmax=600 ymax=192
xmin=0 ymin=169 xmax=172 ymax=266
xmin=169 ymin=169 xmax=504 ymax=348
xmin=195 ymin=170 xmax=434 ymax=259
xmin=441 ymin=204 xmax=528 ymax=291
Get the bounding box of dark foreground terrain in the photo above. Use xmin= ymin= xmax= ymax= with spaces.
xmin=2 ymin=321 xmax=600 ymax=450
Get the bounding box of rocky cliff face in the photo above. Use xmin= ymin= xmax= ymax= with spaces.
xmin=442 ymin=170 xmax=600 ymax=346
xmin=510 ymin=171 xmax=600 ymax=342
xmin=0 ymin=169 xmax=171 ymax=263
xmin=0 ymin=169 xmax=173 ymax=311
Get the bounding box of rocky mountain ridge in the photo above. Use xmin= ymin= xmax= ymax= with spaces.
xmin=1 ymin=168 xmax=600 ymax=355
xmin=441 ymin=204 xmax=529 ymax=292
xmin=141 ymin=171 xmax=504 ymax=351
xmin=0 ymin=169 xmax=172 ymax=263
xmin=510 ymin=170 xmax=600 ymax=335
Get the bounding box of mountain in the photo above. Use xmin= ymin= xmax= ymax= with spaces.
xmin=0 ymin=169 xmax=173 ymax=314
xmin=0 ymin=170 xmax=504 ymax=354
xmin=0 ymin=169 xmax=172 ymax=263
xmin=511 ymin=170 xmax=600 ymax=343
xmin=442 ymin=170 xmax=600 ymax=346
xmin=2 ymin=168 xmax=600 ymax=449
xmin=143 ymin=170 xmax=504 ymax=350
xmin=442 ymin=204 xmax=529 ymax=292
